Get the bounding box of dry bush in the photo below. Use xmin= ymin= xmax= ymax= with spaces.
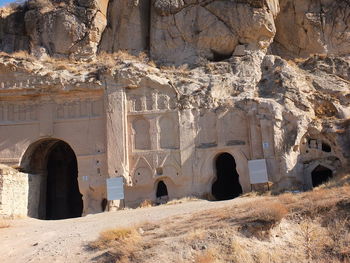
xmin=228 ymin=240 xmax=254 ymax=263
xmin=201 ymin=192 xmax=216 ymax=201
xmin=167 ymin=196 xmax=199 ymax=205
xmin=0 ymin=219 xmax=10 ymax=229
xmin=96 ymin=51 xmax=119 ymax=67
xmin=321 ymin=171 xmax=350 ymax=189
xmin=242 ymin=201 xmax=288 ymax=238
xmin=299 ymin=219 xmax=332 ymax=261
xmin=89 ymin=227 xmax=141 ymax=263
xmin=0 ymin=50 xmax=33 ymax=60
xmin=113 ymin=50 xmax=137 ymax=61
xmin=139 ymin=199 xmax=154 ymax=208
xmin=293 ymin=188 xmax=342 ymax=218
xmin=89 ymin=227 xmax=140 ymax=250
xmin=194 ymin=248 xmax=218 ymax=263
xmin=251 ymin=201 xmax=288 ymax=224
xmin=10 ymin=50 xmax=32 ymax=59
xmin=185 ymin=228 xmax=206 ymax=242
xmin=324 ymin=217 xmax=350 ymax=261
xmin=278 ymin=192 xmax=298 ymax=205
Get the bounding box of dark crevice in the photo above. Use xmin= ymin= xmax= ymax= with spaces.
xmin=209 ymin=50 xmax=233 ymax=62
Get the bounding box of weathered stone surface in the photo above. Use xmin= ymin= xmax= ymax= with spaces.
xmin=0 ymin=0 xmax=349 ymax=218
xmin=0 ymin=6 xmax=29 ymax=53
xmin=151 ymin=0 xmax=277 ymax=64
xmin=99 ymin=0 xmax=150 ymax=54
xmin=0 ymin=165 xmax=28 ymax=217
xmin=274 ymin=0 xmax=350 ymax=57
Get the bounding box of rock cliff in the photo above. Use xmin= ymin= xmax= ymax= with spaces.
xmin=1 ymin=0 xmax=349 ymax=63
xmin=0 ymin=0 xmax=349 ymax=191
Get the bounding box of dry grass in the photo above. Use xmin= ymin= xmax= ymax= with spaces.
xmin=252 ymin=201 xmax=288 ymax=223
xmin=0 ymin=50 xmax=33 ymax=60
xmin=228 ymin=240 xmax=255 ymax=263
xmin=185 ymin=228 xmax=206 ymax=242
xmin=0 ymin=219 xmax=10 ymax=229
xmin=194 ymin=248 xmax=218 ymax=263
xmin=241 ymin=200 xmax=288 ymax=238
xmin=90 ymin=176 xmax=350 ymax=263
xmin=89 ymin=227 xmax=140 ymax=250
xmin=97 ymin=50 xmax=157 ymax=68
xmin=166 ymin=196 xmax=200 ymax=205
xmin=138 ymin=199 xmax=154 ymax=208
xmin=89 ymin=227 xmax=141 ymax=263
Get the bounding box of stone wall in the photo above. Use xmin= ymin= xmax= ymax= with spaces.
xmin=0 ymin=165 xmax=28 ymax=217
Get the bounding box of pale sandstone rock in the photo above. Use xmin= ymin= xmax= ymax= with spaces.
xmin=0 ymin=0 xmax=349 ymax=217
xmin=23 ymin=0 xmax=107 ymax=59
xmin=151 ymin=0 xmax=277 ymax=64
xmin=275 ymin=0 xmax=350 ymax=57
xmin=99 ymin=0 xmax=150 ymax=54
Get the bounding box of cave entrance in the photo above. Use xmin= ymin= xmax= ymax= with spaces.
xmin=311 ymin=165 xmax=333 ymax=187
xmin=156 ymin=180 xmax=168 ymax=204
xmin=212 ymin=153 xmax=242 ymax=200
xmin=21 ymin=139 xmax=83 ymax=220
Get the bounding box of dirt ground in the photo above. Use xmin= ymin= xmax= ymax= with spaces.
xmin=0 ymin=198 xmax=250 ymax=263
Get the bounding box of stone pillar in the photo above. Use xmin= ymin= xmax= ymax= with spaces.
xmin=105 ymin=86 xmax=128 ymax=210
xmin=260 ymin=119 xmax=275 ymax=158
xmin=149 ymin=117 xmax=159 ymax=150
xmin=105 ymin=87 xmax=128 ymax=178
xmin=248 ymin=110 xmax=263 ymax=160
xmin=260 ymin=118 xmax=279 ymax=182
xmin=179 ymin=109 xmax=197 ymax=193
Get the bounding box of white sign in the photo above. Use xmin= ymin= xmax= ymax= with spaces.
xmin=107 ymin=177 xmax=124 ymax=201
xmin=248 ymin=159 xmax=268 ymax=184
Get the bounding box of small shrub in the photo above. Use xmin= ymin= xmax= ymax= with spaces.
xmin=0 ymin=220 xmax=10 ymax=229
xmin=299 ymin=219 xmax=331 ymax=261
xmin=252 ymin=201 xmax=288 ymax=224
xmin=89 ymin=226 xmax=141 ymax=262
xmin=89 ymin=227 xmax=140 ymax=250
xmin=228 ymin=240 xmax=254 ymax=263
xmin=242 ymin=201 xmax=288 ymax=238
xmin=167 ymin=196 xmax=199 ymax=205
xmin=194 ymin=248 xmax=218 ymax=263
xmin=139 ymin=199 xmax=154 ymax=208
xmin=325 ymin=217 xmax=350 ymax=261
xmin=185 ymin=228 xmax=206 ymax=242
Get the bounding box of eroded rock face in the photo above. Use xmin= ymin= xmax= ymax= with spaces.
xmin=0 ymin=6 xmax=29 ymax=53
xmin=1 ymin=0 xmax=349 ymax=63
xmin=274 ymin=0 xmax=350 ymax=57
xmin=99 ymin=0 xmax=150 ymax=54
xmin=151 ymin=0 xmax=278 ymax=64
xmin=24 ymin=0 xmax=107 ymax=59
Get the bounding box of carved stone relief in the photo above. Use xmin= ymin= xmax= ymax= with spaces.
xmin=54 ymin=99 xmax=103 ymax=120
xmin=0 ymin=103 xmax=38 ymax=123
xmin=132 ymin=118 xmax=151 ymax=150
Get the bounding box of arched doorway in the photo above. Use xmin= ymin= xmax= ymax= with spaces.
xmin=311 ymin=165 xmax=333 ymax=187
xmin=156 ymin=180 xmax=168 ymax=204
xmin=212 ymin=153 xmax=242 ymax=200
xmin=21 ymin=139 xmax=83 ymax=220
